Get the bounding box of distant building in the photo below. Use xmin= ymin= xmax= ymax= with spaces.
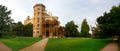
xmin=24 ymin=3 xmax=66 ymax=38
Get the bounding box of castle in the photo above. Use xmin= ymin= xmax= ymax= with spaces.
xmin=24 ymin=3 xmax=66 ymax=38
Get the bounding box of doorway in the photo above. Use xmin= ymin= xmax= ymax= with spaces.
xmin=46 ymin=30 xmax=49 ymax=37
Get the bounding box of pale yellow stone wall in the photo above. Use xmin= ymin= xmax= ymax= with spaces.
xmin=24 ymin=16 xmax=31 ymax=25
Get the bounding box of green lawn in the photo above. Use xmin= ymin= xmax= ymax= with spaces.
xmin=0 ymin=37 xmax=42 ymax=51
xmin=45 ymin=38 xmax=111 ymax=51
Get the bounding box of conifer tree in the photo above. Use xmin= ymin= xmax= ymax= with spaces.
xmin=80 ymin=19 xmax=90 ymax=37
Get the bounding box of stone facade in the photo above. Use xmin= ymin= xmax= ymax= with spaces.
xmin=24 ymin=3 xmax=66 ymax=38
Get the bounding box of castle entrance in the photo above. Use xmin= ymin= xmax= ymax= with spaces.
xmin=46 ymin=31 xmax=49 ymax=37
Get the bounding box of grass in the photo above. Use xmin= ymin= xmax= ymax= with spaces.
xmin=45 ymin=38 xmax=112 ymax=51
xmin=0 ymin=37 xmax=42 ymax=51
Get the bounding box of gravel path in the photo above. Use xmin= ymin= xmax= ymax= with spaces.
xmin=19 ymin=38 xmax=48 ymax=51
xmin=100 ymin=38 xmax=119 ymax=51
xmin=0 ymin=42 xmax=12 ymax=51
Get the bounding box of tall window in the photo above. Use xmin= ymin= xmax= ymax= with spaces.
xmin=33 ymin=25 xmax=35 ymax=28
xmin=37 ymin=18 xmax=39 ymax=23
xmin=37 ymin=31 xmax=39 ymax=33
xmin=46 ymin=24 xmax=49 ymax=27
xmin=42 ymin=8 xmax=44 ymax=11
xmin=37 ymin=24 xmax=39 ymax=27
xmin=38 ymin=12 xmax=40 ymax=15
xmin=38 ymin=8 xmax=40 ymax=10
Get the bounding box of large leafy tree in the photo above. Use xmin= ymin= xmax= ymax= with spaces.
xmin=80 ymin=19 xmax=90 ymax=37
xmin=23 ymin=23 xmax=33 ymax=36
xmin=97 ymin=5 xmax=120 ymax=38
xmin=65 ymin=21 xmax=79 ymax=37
xmin=13 ymin=22 xmax=24 ymax=36
xmin=0 ymin=5 xmax=13 ymax=37
xmin=12 ymin=22 xmax=33 ymax=37
xmin=91 ymin=23 xmax=100 ymax=38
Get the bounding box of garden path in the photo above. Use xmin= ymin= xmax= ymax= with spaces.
xmin=19 ymin=38 xmax=48 ymax=51
xmin=100 ymin=38 xmax=119 ymax=51
xmin=0 ymin=41 xmax=12 ymax=51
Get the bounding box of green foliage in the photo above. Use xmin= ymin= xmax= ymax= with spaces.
xmin=45 ymin=38 xmax=111 ymax=51
xmin=80 ymin=19 xmax=90 ymax=37
xmin=0 ymin=5 xmax=13 ymax=37
xmin=0 ymin=5 xmax=33 ymax=37
xmin=65 ymin=21 xmax=79 ymax=37
xmin=0 ymin=37 xmax=42 ymax=51
xmin=12 ymin=22 xmax=24 ymax=36
xmin=12 ymin=22 xmax=33 ymax=37
xmin=91 ymin=24 xmax=108 ymax=38
xmin=23 ymin=23 xmax=33 ymax=36
xmin=97 ymin=5 xmax=120 ymax=38
xmin=91 ymin=24 xmax=99 ymax=38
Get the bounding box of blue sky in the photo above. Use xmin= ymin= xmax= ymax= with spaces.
xmin=0 ymin=0 xmax=120 ymax=31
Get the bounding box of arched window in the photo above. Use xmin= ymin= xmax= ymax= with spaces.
xmin=46 ymin=24 xmax=49 ymax=27
xmin=37 ymin=24 xmax=39 ymax=27
xmin=37 ymin=31 xmax=39 ymax=33
xmin=38 ymin=8 xmax=40 ymax=10
xmin=37 ymin=18 xmax=39 ymax=23
xmin=38 ymin=12 xmax=40 ymax=15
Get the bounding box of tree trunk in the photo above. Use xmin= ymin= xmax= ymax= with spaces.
xmin=0 ymin=33 xmax=1 ymax=38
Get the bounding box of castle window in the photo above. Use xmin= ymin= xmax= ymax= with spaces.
xmin=37 ymin=24 xmax=39 ymax=27
xmin=37 ymin=18 xmax=39 ymax=23
xmin=46 ymin=24 xmax=49 ymax=27
xmin=42 ymin=8 xmax=44 ymax=11
xmin=37 ymin=31 xmax=39 ymax=33
xmin=38 ymin=8 xmax=40 ymax=10
xmin=37 ymin=20 xmax=39 ymax=23
xmin=42 ymin=13 xmax=44 ymax=16
xmin=34 ymin=25 xmax=35 ymax=28
xmin=38 ymin=12 xmax=40 ymax=15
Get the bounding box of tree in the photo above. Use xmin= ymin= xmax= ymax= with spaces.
xmin=12 ymin=22 xmax=33 ymax=37
xmin=91 ymin=23 xmax=101 ymax=38
xmin=65 ymin=21 xmax=79 ymax=37
xmin=97 ymin=5 xmax=120 ymax=38
xmin=12 ymin=22 xmax=24 ymax=36
xmin=0 ymin=5 xmax=13 ymax=37
xmin=80 ymin=19 xmax=90 ymax=37
xmin=23 ymin=23 xmax=33 ymax=36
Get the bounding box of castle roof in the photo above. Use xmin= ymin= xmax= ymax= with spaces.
xmin=33 ymin=3 xmax=45 ymax=8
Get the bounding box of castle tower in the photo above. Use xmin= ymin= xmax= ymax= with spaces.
xmin=24 ymin=3 xmax=66 ymax=38
xmin=33 ymin=3 xmax=45 ymax=37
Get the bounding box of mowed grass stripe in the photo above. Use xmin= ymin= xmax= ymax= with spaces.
xmin=0 ymin=37 xmax=42 ymax=51
xmin=45 ymin=38 xmax=111 ymax=51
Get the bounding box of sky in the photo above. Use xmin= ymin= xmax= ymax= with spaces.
xmin=0 ymin=0 xmax=120 ymax=31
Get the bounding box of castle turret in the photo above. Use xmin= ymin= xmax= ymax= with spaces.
xmin=33 ymin=3 xmax=46 ymax=37
xmin=24 ymin=16 xmax=31 ymax=25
